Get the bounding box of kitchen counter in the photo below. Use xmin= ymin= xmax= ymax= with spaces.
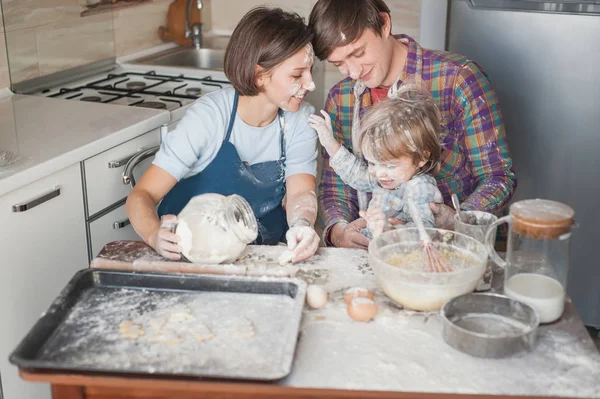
xmin=0 ymin=90 xmax=170 ymax=196
xmin=18 ymin=242 xmax=600 ymax=399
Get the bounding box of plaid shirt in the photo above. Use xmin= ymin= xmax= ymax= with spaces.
xmin=318 ymin=35 xmax=516 ymax=243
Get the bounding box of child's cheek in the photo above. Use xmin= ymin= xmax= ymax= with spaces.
xmin=389 ymin=168 xmax=411 ymax=183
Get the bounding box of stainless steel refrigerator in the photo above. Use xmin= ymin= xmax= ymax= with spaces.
xmin=447 ymin=0 xmax=600 ymax=326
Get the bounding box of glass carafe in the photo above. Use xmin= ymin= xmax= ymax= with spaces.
xmin=485 ymin=199 xmax=575 ymax=323
xmin=175 ymin=193 xmax=258 ymax=264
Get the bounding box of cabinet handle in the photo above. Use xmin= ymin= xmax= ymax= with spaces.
xmin=122 ymin=146 xmax=160 ymax=187
xmin=12 ymin=186 xmax=61 ymax=212
xmin=108 ymin=155 xmax=134 ymax=169
xmin=113 ymin=219 xmax=131 ymax=229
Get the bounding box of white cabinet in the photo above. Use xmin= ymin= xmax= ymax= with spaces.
xmin=89 ymin=202 xmax=139 ymax=257
xmin=82 ymin=129 xmax=161 ymax=261
xmin=83 ymin=129 xmax=160 ymax=217
xmin=0 ymin=163 xmax=88 ymax=399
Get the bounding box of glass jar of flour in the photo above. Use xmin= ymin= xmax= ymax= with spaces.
xmin=485 ymin=199 xmax=575 ymax=323
xmin=175 ymin=193 xmax=258 ymax=264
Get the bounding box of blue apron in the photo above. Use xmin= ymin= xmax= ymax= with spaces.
xmin=157 ymin=92 xmax=287 ymax=245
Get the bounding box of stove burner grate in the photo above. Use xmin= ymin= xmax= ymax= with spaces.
xmin=185 ymin=87 xmax=202 ymax=96
xmin=80 ymin=96 xmax=102 ymax=102
xmin=134 ymin=101 xmax=167 ymax=109
xmin=126 ymin=81 xmax=147 ymax=90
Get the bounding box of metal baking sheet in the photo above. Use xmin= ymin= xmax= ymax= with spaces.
xmin=10 ymin=269 xmax=307 ymax=381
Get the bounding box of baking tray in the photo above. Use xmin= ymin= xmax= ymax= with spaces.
xmin=10 ymin=269 xmax=307 ymax=381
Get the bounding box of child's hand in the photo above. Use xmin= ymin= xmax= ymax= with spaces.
xmin=308 ymin=110 xmax=340 ymax=155
xmin=359 ymin=207 xmax=387 ymax=238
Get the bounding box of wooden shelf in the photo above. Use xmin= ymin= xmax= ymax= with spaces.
xmin=80 ymin=0 xmax=152 ymax=17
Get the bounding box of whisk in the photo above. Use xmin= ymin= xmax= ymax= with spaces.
xmin=407 ymin=198 xmax=453 ymax=273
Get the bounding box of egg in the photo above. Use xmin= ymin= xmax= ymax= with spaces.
xmin=306 ymin=284 xmax=328 ymax=309
xmin=344 ymin=287 xmax=375 ymax=305
xmin=347 ymin=297 xmax=378 ymax=322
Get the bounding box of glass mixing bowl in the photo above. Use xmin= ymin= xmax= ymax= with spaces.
xmin=369 ymin=228 xmax=488 ymax=312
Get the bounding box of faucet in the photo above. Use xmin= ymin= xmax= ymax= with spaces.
xmin=185 ymin=0 xmax=203 ymax=49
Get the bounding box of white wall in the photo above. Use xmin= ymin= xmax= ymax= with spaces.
xmin=419 ymin=0 xmax=448 ymax=50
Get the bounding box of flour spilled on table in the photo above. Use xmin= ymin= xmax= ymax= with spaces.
xmin=39 ymin=286 xmax=297 ymax=378
xmin=279 ymin=247 xmax=600 ymax=398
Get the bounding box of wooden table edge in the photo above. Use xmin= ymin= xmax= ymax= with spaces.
xmin=19 ymin=368 xmax=571 ymax=399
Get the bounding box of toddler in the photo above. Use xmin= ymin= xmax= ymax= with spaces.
xmin=309 ymin=87 xmax=443 ymax=237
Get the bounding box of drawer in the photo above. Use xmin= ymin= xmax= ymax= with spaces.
xmin=84 ymin=130 xmax=159 ymax=217
xmin=89 ymin=202 xmax=140 ymax=258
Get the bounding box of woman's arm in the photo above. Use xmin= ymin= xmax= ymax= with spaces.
xmin=125 ymin=165 xmax=180 ymax=259
xmin=283 ymin=173 xmax=319 ymax=263
xmin=286 ymin=173 xmax=318 ymax=227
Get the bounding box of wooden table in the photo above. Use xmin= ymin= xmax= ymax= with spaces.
xmin=18 ymin=242 xmax=600 ymax=399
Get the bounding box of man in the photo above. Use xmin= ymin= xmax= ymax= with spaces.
xmin=309 ymin=0 xmax=516 ymax=249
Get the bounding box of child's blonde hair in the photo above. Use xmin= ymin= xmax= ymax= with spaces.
xmin=359 ymin=85 xmax=442 ymax=175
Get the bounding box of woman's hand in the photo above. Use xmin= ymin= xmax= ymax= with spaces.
xmin=281 ymin=223 xmax=320 ymax=264
xmin=309 ymin=110 xmax=340 ymax=156
xmin=150 ymin=214 xmax=182 ymax=260
xmin=359 ymin=207 xmax=387 ymax=238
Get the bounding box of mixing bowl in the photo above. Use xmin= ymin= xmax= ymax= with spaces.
xmin=368 ymin=228 xmax=488 ymax=311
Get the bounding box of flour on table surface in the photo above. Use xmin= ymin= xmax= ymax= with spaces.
xmin=277 ymin=246 xmax=600 ymax=398
xmin=39 ymin=286 xmax=297 ymax=378
xmin=87 ymin=244 xmax=600 ymax=396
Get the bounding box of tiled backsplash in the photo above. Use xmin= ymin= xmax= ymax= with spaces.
xmin=0 ymin=0 xmax=172 ymax=86
xmin=0 ymin=0 xmax=421 ymax=89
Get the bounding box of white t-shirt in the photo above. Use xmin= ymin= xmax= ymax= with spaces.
xmin=153 ymin=87 xmax=318 ymax=181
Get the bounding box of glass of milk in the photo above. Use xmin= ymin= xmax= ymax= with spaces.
xmin=454 ymin=210 xmax=498 ymax=291
xmin=484 ymin=199 xmax=575 ymax=324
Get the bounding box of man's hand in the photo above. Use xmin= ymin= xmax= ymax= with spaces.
xmin=329 ymin=219 xmax=370 ymax=249
xmin=429 ymin=202 xmax=456 ymax=230
xmin=308 ymin=110 xmax=340 ymax=156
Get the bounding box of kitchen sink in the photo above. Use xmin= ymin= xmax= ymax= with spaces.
xmin=132 ymin=47 xmax=225 ymax=71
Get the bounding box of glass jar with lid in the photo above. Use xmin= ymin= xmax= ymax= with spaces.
xmin=485 ymin=199 xmax=575 ymax=323
xmin=174 ymin=193 xmax=258 ymax=264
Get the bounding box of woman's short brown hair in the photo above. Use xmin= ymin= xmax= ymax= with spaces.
xmin=224 ymin=7 xmax=313 ymax=96
xmin=359 ymin=86 xmax=443 ymax=176
xmin=308 ymin=0 xmax=391 ymax=60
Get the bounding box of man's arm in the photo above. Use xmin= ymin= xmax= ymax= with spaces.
xmin=317 ymin=90 xmax=361 ymax=245
xmin=452 ymin=62 xmax=517 ymax=215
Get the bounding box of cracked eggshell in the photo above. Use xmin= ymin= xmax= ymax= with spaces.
xmin=347 ymin=297 xmax=378 ymax=322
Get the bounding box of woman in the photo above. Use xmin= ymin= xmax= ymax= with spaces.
xmin=126 ymin=7 xmax=320 ymax=263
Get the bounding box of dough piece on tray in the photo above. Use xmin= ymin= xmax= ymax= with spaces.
xmin=187 ymin=320 xmax=215 ymax=342
xmin=213 ymin=316 xmax=256 ymax=339
xmin=144 ymin=304 xmax=215 ymax=344
xmin=148 ymin=326 xmax=185 ymax=345
xmin=119 ymin=320 xmax=144 ymax=339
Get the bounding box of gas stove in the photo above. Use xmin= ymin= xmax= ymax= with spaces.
xmin=30 ymin=64 xmax=232 ymax=123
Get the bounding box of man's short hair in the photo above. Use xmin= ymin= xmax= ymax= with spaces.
xmin=224 ymin=7 xmax=313 ymax=96
xmin=309 ymin=0 xmax=391 ymax=61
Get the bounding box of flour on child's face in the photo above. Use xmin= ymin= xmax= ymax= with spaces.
xmin=365 ymin=155 xmax=422 ymax=190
